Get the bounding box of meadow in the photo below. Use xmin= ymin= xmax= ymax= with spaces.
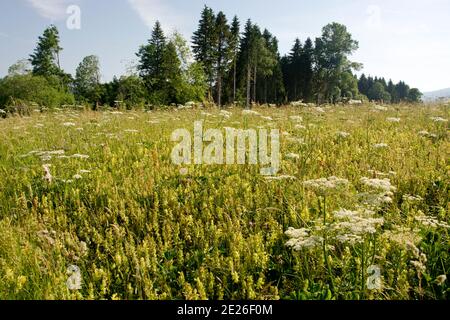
xmin=0 ymin=103 xmax=448 ymax=300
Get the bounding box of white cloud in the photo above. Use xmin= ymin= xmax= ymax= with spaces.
xmin=26 ymin=0 xmax=79 ymax=20
xmin=127 ymin=0 xmax=187 ymax=34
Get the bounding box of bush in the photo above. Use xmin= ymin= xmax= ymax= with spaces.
xmin=0 ymin=74 xmax=75 ymax=108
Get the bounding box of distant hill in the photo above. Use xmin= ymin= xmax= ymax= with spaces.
xmin=423 ymin=88 xmax=450 ymax=102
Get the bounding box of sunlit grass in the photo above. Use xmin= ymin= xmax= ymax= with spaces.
xmin=0 ymin=103 xmax=448 ymax=300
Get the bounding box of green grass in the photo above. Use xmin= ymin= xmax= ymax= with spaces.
xmin=0 ymin=103 xmax=448 ymax=300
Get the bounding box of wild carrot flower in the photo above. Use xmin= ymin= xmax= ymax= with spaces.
xmin=242 ymin=110 xmax=260 ymax=116
xmin=286 ymin=137 xmax=305 ymax=144
xmin=303 ymin=176 xmax=350 ymax=196
xmin=295 ymin=124 xmax=306 ymax=130
xmin=402 ymin=194 xmax=423 ymax=202
xmin=220 ymin=110 xmax=232 ymax=118
xmin=286 ymin=153 xmax=300 ymax=160
xmin=71 ymin=154 xmax=90 ymax=159
xmin=383 ymin=227 xmax=422 ymax=250
xmin=430 ymin=117 xmax=448 ymax=123
xmin=374 ymin=105 xmax=388 ymax=111
xmin=265 ymin=175 xmax=297 ymax=181
xmin=373 ymin=143 xmax=389 ymax=149
xmin=289 ymin=116 xmax=303 ymax=122
xmin=415 ymin=214 xmax=450 ymax=229
xmin=285 ymin=227 xmax=323 ymax=251
xmin=337 ymin=131 xmax=350 ymax=138
xmin=331 ymin=208 xmax=384 ymax=242
xmin=361 ymin=177 xmax=396 ymax=193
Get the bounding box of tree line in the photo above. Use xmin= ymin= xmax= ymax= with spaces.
xmin=358 ymin=74 xmax=422 ymax=104
xmin=0 ymin=6 xmax=422 ymax=111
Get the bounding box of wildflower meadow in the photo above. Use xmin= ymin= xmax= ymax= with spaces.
xmin=0 ymin=103 xmax=448 ymax=300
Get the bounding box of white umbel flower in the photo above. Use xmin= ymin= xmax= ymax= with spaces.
xmin=361 ymin=177 xmax=396 ymax=192
xmin=430 ymin=117 xmax=448 ymax=123
xmin=303 ymin=176 xmax=350 ymax=196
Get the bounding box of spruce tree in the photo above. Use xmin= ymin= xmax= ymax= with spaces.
xmin=238 ymin=20 xmax=257 ymax=108
xmin=161 ymin=41 xmax=183 ymax=104
xmin=136 ymin=21 xmax=167 ymax=98
xmin=229 ymin=16 xmax=240 ymax=103
xmin=214 ymin=11 xmax=231 ymax=107
xmin=299 ymin=38 xmax=314 ymax=102
xmin=289 ymin=38 xmax=302 ymax=101
xmin=192 ymin=6 xmax=217 ymax=99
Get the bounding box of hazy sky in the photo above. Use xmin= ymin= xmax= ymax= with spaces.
xmin=1 ymin=0 xmax=449 ymax=92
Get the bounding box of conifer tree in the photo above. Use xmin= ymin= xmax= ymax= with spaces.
xmin=229 ymin=16 xmax=240 ymax=103
xmin=136 ymin=21 xmax=167 ymax=94
xmin=192 ymin=6 xmax=217 ymax=99
xmin=30 ymin=25 xmax=63 ymax=78
xmin=214 ymin=11 xmax=231 ymax=107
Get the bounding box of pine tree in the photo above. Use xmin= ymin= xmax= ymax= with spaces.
xmin=161 ymin=41 xmax=183 ymax=104
xmin=387 ymin=79 xmax=396 ymax=102
xmin=30 ymin=25 xmax=63 ymax=78
xmin=289 ymin=38 xmax=302 ymax=101
xmin=395 ymin=81 xmax=410 ymax=102
xmin=229 ymin=16 xmax=240 ymax=103
xmin=214 ymin=11 xmax=231 ymax=107
xmin=136 ymin=21 xmax=167 ymax=97
xmin=299 ymin=38 xmax=314 ymax=102
xmin=238 ymin=20 xmax=259 ymax=109
xmin=192 ymin=6 xmax=217 ymax=99
xmin=358 ymin=74 xmax=369 ymax=96
xmin=258 ymin=30 xmax=281 ymax=104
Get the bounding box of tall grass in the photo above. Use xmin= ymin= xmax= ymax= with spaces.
xmin=0 ymin=103 xmax=448 ymax=300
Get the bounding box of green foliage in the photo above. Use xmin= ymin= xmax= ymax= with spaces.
xmin=178 ymin=62 xmax=208 ymax=103
xmin=282 ymin=37 xmax=314 ymax=102
xmin=8 ymin=59 xmax=31 ymax=77
xmin=30 ymin=25 xmax=63 ymax=79
xmin=115 ymin=76 xmax=148 ymax=109
xmin=339 ymin=72 xmax=359 ymax=100
xmin=214 ymin=11 xmax=232 ymax=106
xmin=137 ymin=21 xmax=167 ymax=97
xmin=313 ymin=23 xmax=360 ymax=104
xmin=368 ymin=82 xmax=391 ymax=102
xmin=358 ymin=75 xmax=421 ymax=103
xmin=408 ymin=88 xmax=423 ymax=103
xmin=74 ymin=55 xmax=102 ymax=104
xmin=192 ymin=6 xmax=217 ymax=91
xmin=0 ymin=74 xmax=75 ymax=108
xmin=0 ymin=104 xmax=448 ymax=300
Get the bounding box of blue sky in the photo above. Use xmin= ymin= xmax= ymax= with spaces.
xmin=1 ymin=0 xmax=449 ymax=92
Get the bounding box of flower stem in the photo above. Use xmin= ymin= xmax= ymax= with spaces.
xmin=321 ymin=196 xmax=335 ymax=295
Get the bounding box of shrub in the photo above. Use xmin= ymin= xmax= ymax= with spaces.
xmin=0 ymin=74 xmax=75 ymax=108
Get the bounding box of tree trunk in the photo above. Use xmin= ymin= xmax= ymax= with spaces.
xmin=217 ymin=74 xmax=222 ymax=107
xmin=253 ymin=64 xmax=257 ymax=104
xmin=264 ymin=78 xmax=268 ymax=104
xmin=233 ymin=60 xmax=237 ymax=103
xmin=246 ymin=63 xmax=251 ymax=109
